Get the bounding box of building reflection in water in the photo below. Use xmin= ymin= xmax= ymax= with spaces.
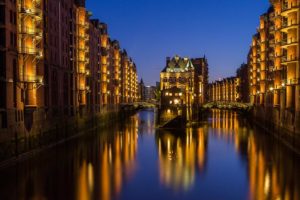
xmin=87 ymin=115 xmax=138 ymax=200
xmin=156 ymin=127 xmax=208 ymax=191
xmin=210 ymin=109 xmax=300 ymax=200
xmin=246 ymin=131 xmax=300 ymax=200
xmin=0 ymin=110 xmax=299 ymax=200
xmin=0 ymin=115 xmax=139 ymax=200
xmin=65 ymin=114 xmax=139 ymax=200
xmin=156 ymin=109 xmax=300 ymax=199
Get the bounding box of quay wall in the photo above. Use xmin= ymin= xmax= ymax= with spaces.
xmin=251 ymin=106 xmax=300 ymax=154
xmin=0 ymin=107 xmax=137 ymax=166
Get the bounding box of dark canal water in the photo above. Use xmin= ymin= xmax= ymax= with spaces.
xmin=0 ymin=109 xmax=299 ymax=200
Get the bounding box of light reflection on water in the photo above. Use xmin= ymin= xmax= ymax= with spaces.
xmin=0 ymin=109 xmax=299 ymax=200
xmin=156 ymin=127 xmax=207 ymax=191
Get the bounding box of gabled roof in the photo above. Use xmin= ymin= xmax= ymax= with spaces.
xmin=162 ymin=55 xmax=194 ymax=73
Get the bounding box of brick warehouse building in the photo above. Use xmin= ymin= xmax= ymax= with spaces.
xmin=248 ymin=0 xmax=300 ymax=144
xmin=0 ymin=0 xmax=138 ymax=156
xmin=160 ymin=55 xmax=208 ymax=107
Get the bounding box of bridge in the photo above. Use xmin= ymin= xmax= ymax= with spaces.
xmin=120 ymin=102 xmax=157 ymax=110
xmin=202 ymin=101 xmax=253 ymax=111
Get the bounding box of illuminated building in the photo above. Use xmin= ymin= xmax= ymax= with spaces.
xmin=0 ymin=0 xmax=139 ymax=152
xmin=89 ymin=19 xmax=102 ymax=113
xmin=120 ymin=50 xmax=138 ymax=103
xmin=127 ymin=59 xmax=138 ymax=103
xmin=121 ymin=50 xmax=130 ymax=103
xmin=16 ymin=0 xmax=44 ymax=134
xmin=208 ymin=77 xmax=241 ymax=102
xmin=0 ymin=0 xmax=18 ymax=131
xmin=191 ymin=57 xmax=209 ymax=103
xmin=111 ymin=40 xmax=121 ymax=105
xmin=76 ymin=2 xmax=90 ymax=113
xmin=236 ymin=63 xmax=250 ymax=103
xmin=248 ymin=0 xmax=300 ymax=137
xmin=99 ymin=22 xmax=109 ymax=107
xmin=160 ymin=55 xmax=208 ymax=107
xmin=144 ymin=86 xmax=156 ymax=101
xmin=138 ymin=78 xmax=146 ymax=101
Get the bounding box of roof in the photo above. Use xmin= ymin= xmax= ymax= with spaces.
xmin=161 ymin=55 xmax=194 ymax=73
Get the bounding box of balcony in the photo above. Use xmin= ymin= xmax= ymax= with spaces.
xmin=273 ymin=66 xmax=283 ymax=72
xmin=78 ymin=86 xmax=87 ymax=91
xmin=281 ymin=3 xmax=299 ymax=16
xmin=286 ymin=78 xmax=300 ymax=85
xmin=78 ymin=68 xmax=86 ymax=74
xmin=77 ymin=22 xmax=89 ymax=29
xmin=77 ymin=34 xmax=87 ymax=40
xmin=281 ymin=21 xmax=299 ymax=32
xmin=18 ymin=75 xmax=43 ymax=85
xmin=18 ymin=47 xmax=38 ymax=55
xmin=269 ymin=40 xmax=275 ymax=47
xmin=78 ymin=46 xmax=86 ymax=52
xmin=269 ymin=26 xmax=275 ymax=32
xmin=18 ymin=6 xmax=42 ymax=18
xmin=281 ymin=56 xmax=299 ymax=64
xmin=33 ymin=0 xmax=41 ymax=7
xmin=19 ymin=26 xmax=42 ymax=37
xmin=281 ymin=39 xmax=298 ymax=48
xmin=77 ymin=57 xmax=86 ymax=63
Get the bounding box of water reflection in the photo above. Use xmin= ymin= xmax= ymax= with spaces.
xmin=0 ymin=115 xmax=139 ymax=200
xmin=156 ymin=109 xmax=300 ymax=200
xmin=210 ymin=109 xmax=300 ymax=200
xmin=246 ymin=131 xmax=300 ymax=200
xmin=0 ymin=110 xmax=299 ymax=200
xmin=156 ymin=127 xmax=208 ymax=191
xmin=137 ymin=110 xmax=156 ymax=135
xmin=80 ymin=115 xmax=138 ymax=200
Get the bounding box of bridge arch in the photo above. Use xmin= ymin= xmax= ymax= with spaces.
xmin=203 ymin=101 xmax=253 ymax=111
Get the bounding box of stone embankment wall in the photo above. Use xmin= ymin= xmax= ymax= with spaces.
xmin=0 ymin=108 xmax=137 ymax=166
xmin=251 ymin=106 xmax=300 ymax=154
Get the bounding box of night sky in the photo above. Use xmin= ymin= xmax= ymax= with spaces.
xmin=86 ymin=0 xmax=270 ymax=85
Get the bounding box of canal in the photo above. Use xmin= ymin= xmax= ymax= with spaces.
xmin=0 ymin=109 xmax=299 ymax=200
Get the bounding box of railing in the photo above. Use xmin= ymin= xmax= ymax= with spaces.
xmin=18 ymin=47 xmax=37 ymax=55
xmin=18 ymin=26 xmax=42 ymax=36
xmin=18 ymin=6 xmax=42 ymax=17
xmin=18 ymin=75 xmax=43 ymax=83
xmin=281 ymin=21 xmax=298 ymax=29
xmin=77 ymin=22 xmax=89 ymax=29
xmin=33 ymin=0 xmax=41 ymax=8
xmin=78 ymin=68 xmax=86 ymax=74
xmin=282 ymin=56 xmax=298 ymax=63
xmin=281 ymin=39 xmax=298 ymax=46
xmin=282 ymin=2 xmax=299 ymax=12
xmin=286 ymin=78 xmax=300 ymax=85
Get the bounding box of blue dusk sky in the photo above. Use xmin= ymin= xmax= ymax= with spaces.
xmin=86 ymin=0 xmax=271 ymax=85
